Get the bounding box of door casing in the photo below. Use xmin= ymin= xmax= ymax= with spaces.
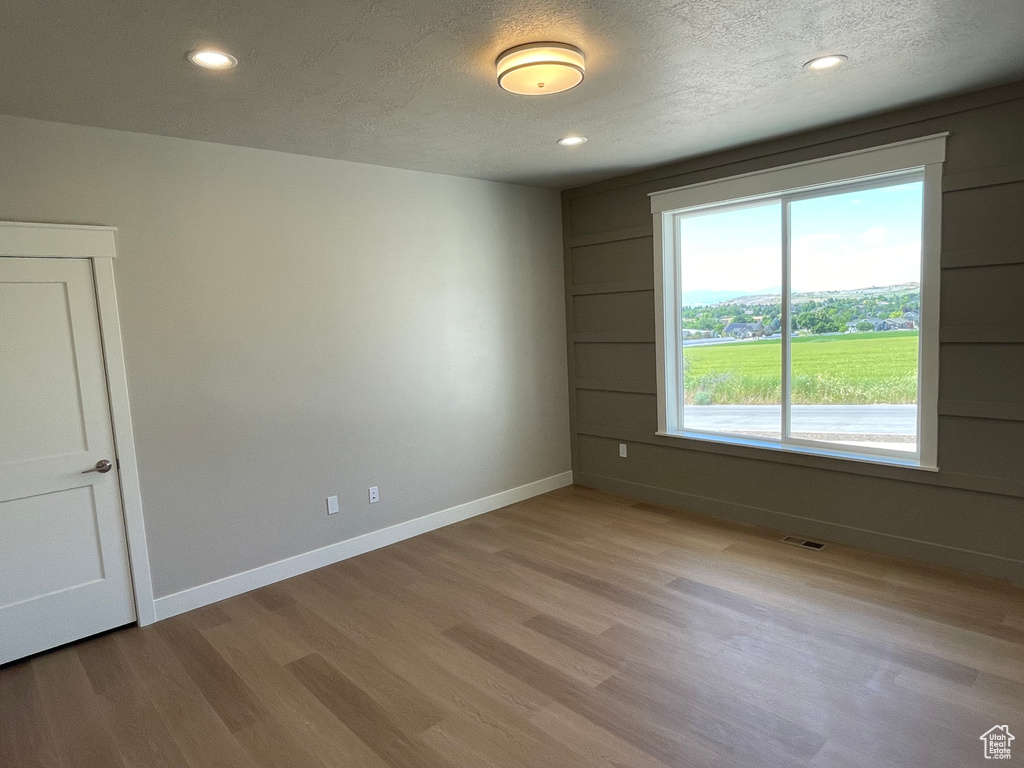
xmin=0 ymin=221 xmax=155 ymax=626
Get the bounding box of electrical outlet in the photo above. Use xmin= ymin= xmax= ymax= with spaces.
xmin=619 ymin=443 xmax=628 ymax=458
xmin=326 ymin=495 xmax=339 ymax=515
xmin=368 ymin=486 xmax=380 ymax=504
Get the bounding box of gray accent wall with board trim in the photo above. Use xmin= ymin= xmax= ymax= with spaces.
xmin=561 ymin=81 xmax=1024 ymax=584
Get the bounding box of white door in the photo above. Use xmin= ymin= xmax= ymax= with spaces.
xmin=0 ymin=257 xmax=135 ymax=665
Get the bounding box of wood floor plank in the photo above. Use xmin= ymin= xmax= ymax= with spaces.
xmin=420 ymin=711 xmax=596 ymax=768
xmin=399 ymin=560 xmax=540 ymax=628
xmin=521 ymin=617 xmax=833 ymax=765
xmin=597 ymin=667 xmax=827 ymax=765
xmin=114 ymin=628 xmax=257 ymax=768
xmin=3 ymin=484 xmax=1022 ymax=768
xmin=232 ymin=717 xmax=331 ymax=768
xmin=524 ymin=612 xmax=628 ymax=670
xmin=272 ymin=600 xmax=448 ymax=733
xmin=312 ymin=591 xmax=551 ymax=725
xmin=156 ymin=615 xmax=268 ymax=733
xmin=442 ymin=621 xmax=730 ymax=767
xmin=667 ymin=574 xmax=983 ymax=685
xmin=432 ymin=546 xmax=622 ymax=634
xmin=894 ymin=666 xmax=1024 ymax=719
xmin=527 ymin=701 xmax=672 ymax=768
xmin=202 ymin=614 xmax=390 ymax=768
xmin=31 ymin=647 xmax=127 ymax=768
xmin=216 ymin=592 xmax=315 ymax=666
xmin=506 ymin=529 xmax=680 ymax=589
xmin=0 ymin=661 xmax=61 ymax=768
xmin=284 ymin=569 xmax=554 ymax=719
xmin=287 ymin=652 xmax=452 ymax=768
xmin=76 ymin=634 xmax=190 ymax=768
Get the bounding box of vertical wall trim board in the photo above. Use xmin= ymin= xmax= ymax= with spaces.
xmin=562 ymin=198 xmax=581 ymax=477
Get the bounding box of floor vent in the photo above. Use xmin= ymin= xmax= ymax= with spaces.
xmin=781 ymin=535 xmax=826 ymax=550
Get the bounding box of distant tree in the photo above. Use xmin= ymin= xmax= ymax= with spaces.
xmin=856 ymin=320 xmax=874 ymax=332
xmin=796 ymin=308 xmax=843 ymax=334
xmin=680 ymin=288 xmax=918 ymax=337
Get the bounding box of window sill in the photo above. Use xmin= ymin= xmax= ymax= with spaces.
xmin=655 ymin=430 xmax=939 ymax=472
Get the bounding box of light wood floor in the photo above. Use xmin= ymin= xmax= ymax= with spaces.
xmin=2 ymin=486 xmax=1023 ymax=768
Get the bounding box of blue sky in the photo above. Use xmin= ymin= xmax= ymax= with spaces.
xmin=679 ymin=181 xmax=924 ymax=298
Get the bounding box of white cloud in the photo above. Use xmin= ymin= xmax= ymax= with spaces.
xmin=792 ymin=233 xmax=840 ymax=254
xmin=791 ymin=241 xmax=921 ymax=292
xmin=680 ymin=244 xmax=780 ymax=292
xmin=862 ymin=227 xmax=890 ymax=246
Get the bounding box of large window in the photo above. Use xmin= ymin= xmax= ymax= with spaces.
xmin=652 ymin=136 xmax=944 ymax=468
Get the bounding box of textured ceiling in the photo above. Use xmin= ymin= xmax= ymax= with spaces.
xmin=3 ymin=0 xmax=1024 ymax=188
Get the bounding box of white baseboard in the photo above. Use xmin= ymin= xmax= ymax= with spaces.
xmin=152 ymin=471 xmax=573 ymax=621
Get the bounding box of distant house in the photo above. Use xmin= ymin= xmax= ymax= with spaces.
xmin=680 ymin=328 xmax=714 ymax=340
xmin=723 ymin=321 xmax=764 ymax=339
xmin=847 ymin=317 xmax=897 ymax=332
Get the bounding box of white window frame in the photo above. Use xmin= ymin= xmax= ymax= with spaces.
xmin=650 ymin=134 xmax=946 ymax=470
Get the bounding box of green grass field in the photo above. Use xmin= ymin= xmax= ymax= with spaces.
xmin=683 ymin=331 xmax=918 ymax=405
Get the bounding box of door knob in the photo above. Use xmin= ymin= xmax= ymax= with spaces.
xmin=82 ymin=459 xmax=113 ymax=474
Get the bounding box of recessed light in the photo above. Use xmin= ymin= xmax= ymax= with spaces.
xmin=187 ymin=49 xmax=238 ymax=70
xmin=496 ymin=42 xmax=585 ymax=95
xmin=557 ymin=136 xmax=587 ymax=147
xmin=804 ymin=54 xmax=847 ymax=71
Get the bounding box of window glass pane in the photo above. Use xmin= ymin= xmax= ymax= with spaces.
xmin=679 ymin=202 xmax=782 ymax=439
xmin=788 ymin=181 xmax=923 ymax=453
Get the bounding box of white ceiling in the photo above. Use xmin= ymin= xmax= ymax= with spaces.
xmin=4 ymin=0 xmax=1024 ymax=189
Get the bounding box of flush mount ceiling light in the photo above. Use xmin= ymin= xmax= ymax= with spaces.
xmin=557 ymin=136 xmax=587 ymax=146
xmin=804 ymin=54 xmax=848 ymax=71
xmin=187 ymin=49 xmax=238 ymax=70
xmin=496 ymin=42 xmax=585 ymax=95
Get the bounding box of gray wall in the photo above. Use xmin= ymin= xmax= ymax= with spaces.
xmin=561 ymin=81 xmax=1024 ymax=584
xmin=0 ymin=115 xmax=571 ymax=598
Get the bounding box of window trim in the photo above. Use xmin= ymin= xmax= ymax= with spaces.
xmin=650 ymin=135 xmax=946 ymax=470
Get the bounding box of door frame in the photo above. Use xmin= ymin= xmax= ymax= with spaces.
xmin=0 ymin=220 xmax=155 ymax=625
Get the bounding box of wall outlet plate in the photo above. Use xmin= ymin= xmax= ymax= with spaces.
xmin=369 ymin=486 xmax=380 ymax=504
xmin=327 ymin=495 xmax=339 ymax=515
xmin=619 ymin=443 xmax=628 ymax=458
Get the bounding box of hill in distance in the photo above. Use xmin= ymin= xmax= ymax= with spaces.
xmin=682 ymin=282 xmax=919 ymax=307
xmin=679 ymin=289 xmax=758 ymax=306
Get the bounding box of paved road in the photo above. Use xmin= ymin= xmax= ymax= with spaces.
xmin=685 ymin=404 xmax=916 ymax=435
xmin=681 ymin=331 xmax=861 ymax=348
